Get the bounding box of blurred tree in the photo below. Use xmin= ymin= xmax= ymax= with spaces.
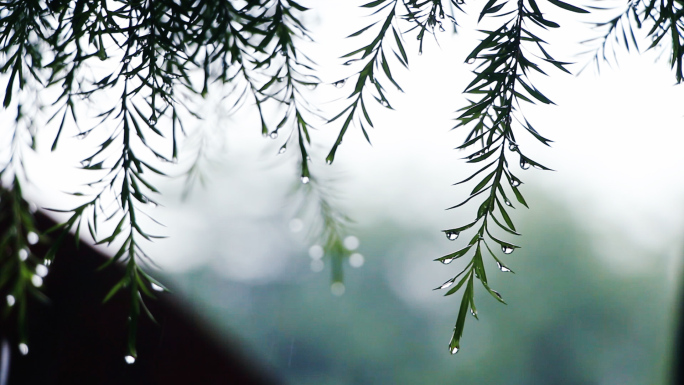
xmin=0 ymin=0 xmax=681 ymax=364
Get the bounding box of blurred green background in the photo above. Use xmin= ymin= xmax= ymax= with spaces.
xmin=160 ymin=191 xmax=677 ymax=385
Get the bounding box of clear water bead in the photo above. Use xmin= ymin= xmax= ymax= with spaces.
xmin=18 ymin=248 xmax=28 ymax=261
xmin=333 ymin=79 xmax=345 ymax=88
xmin=124 ymin=355 xmax=136 ymax=364
xmin=450 ymin=346 xmax=459 ymax=354
xmin=343 ymin=236 xmax=359 ymax=250
xmin=27 ymin=232 xmax=39 ymax=245
xmin=18 ymin=343 xmax=28 ymax=355
xmin=300 ymin=176 xmax=310 ymax=184
xmin=441 ymin=258 xmax=454 ymax=265
xmin=445 ymin=231 xmax=459 ymax=241
xmin=496 ymin=262 xmax=512 ymax=272
xmin=435 ymin=278 xmax=455 ymax=290
xmin=501 ymin=245 xmax=514 ymax=254
xmin=349 ymin=253 xmax=365 ymax=268
xmin=151 ymin=283 xmax=163 ymax=292
xmin=278 ymin=147 xmax=286 ymax=154
xmin=6 ymin=295 xmax=15 ymax=307
xmin=32 ymin=275 xmax=43 ymax=287
xmin=35 ymin=264 xmax=48 ymax=277
xmin=520 ymin=159 xmax=530 ymax=170
xmin=269 ymin=132 xmax=278 ymax=139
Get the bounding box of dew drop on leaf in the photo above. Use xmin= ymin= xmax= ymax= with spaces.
xmin=31 ymin=275 xmax=43 ymax=287
xmin=511 ymin=178 xmax=521 ymax=187
xmin=509 ymin=143 xmax=518 ymax=152
xmin=445 ymin=231 xmax=459 ymax=241
xmin=151 ymin=283 xmax=163 ymax=292
xmin=27 ymin=232 xmax=39 ymax=245
xmin=441 ymin=258 xmax=454 ymax=265
xmin=6 ymin=295 xmax=15 ymax=307
xmin=18 ymin=248 xmax=28 ymax=261
xmin=269 ymin=132 xmax=278 ymax=139
xmin=306 ymin=83 xmax=317 ymax=90
xmin=435 ymin=278 xmax=455 ymax=290
xmin=333 ymin=79 xmax=346 ymax=88
xmin=470 ymin=309 xmax=477 ymax=317
xmin=124 ymin=355 xmax=136 ymax=364
xmin=349 ymin=253 xmax=365 ymax=268
xmin=520 ymin=159 xmax=530 ymax=170
xmin=504 ymin=199 xmax=512 ymax=207
xmin=278 ymin=147 xmax=286 ymax=154
xmin=466 ymin=58 xmax=475 ymax=64
xmin=381 ymin=100 xmax=389 ymax=107
xmin=35 ymin=264 xmax=48 ymax=277
xmin=492 ymin=290 xmax=503 ymax=300
xmin=450 ymin=346 xmax=459 ymax=355
xmin=496 ymin=261 xmax=512 ymax=272
xmin=18 ymin=343 xmax=28 ymax=356
xmin=343 ymin=60 xmax=355 ymax=66
xmin=325 ymin=159 xmax=333 ymax=165
xmin=501 ymin=245 xmax=514 ymax=254
xmin=300 ymin=176 xmax=310 ymax=184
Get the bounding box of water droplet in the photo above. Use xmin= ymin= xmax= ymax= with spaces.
xmin=450 ymin=346 xmax=459 ymax=354
xmin=269 ymin=132 xmax=278 ymax=139
xmin=439 ymin=25 xmax=445 ymax=32
xmin=441 ymin=258 xmax=454 ymax=265
xmin=325 ymin=159 xmax=333 ymax=165
xmin=492 ymin=290 xmax=503 ymax=300
xmin=276 ymin=77 xmax=284 ymax=83
xmin=308 ymin=245 xmax=324 ymax=260
xmin=333 ymin=79 xmax=346 ymax=88
xmin=18 ymin=248 xmax=28 ymax=261
xmin=31 ymin=275 xmax=43 ymax=287
xmin=504 ymin=199 xmax=512 ymax=207
xmin=6 ymin=295 xmax=15 ymax=306
xmin=35 ymin=264 xmax=48 ymax=277
xmin=331 ymin=282 xmax=345 ymax=296
xmin=520 ymin=159 xmax=530 ymax=170
xmin=151 ymin=283 xmax=163 ymax=292
xmin=19 ymin=343 xmax=28 ymax=355
xmin=445 ymin=231 xmax=459 ymax=241
xmin=343 ymin=60 xmax=355 ymax=66
xmin=435 ymin=278 xmax=455 ymax=290
xmin=501 ymin=245 xmax=514 ymax=254
xmin=306 ymin=155 xmax=311 ymax=161
xmin=533 ymin=164 xmax=543 ymax=170
xmin=509 ymin=143 xmax=518 ymax=152
xmin=310 ymin=259 xmax=324 ymax=272
xmin=466 ymin=58 xmax=475 ymax=64
xmin=305 ymin=83 xmax=317 ymax=90
xmin=27 ymin=232 xmax=39 ymax=245
xmin=497 ymin=261 xmax=512 ymax=272
xmin=289 ymin=218 xmax=304 ymax=233
xmin=511 ymin=178 xmax=521 ymax=187
xmin=44 ymin=259 xmax=52 ymax=267
xmin=300 ymin=176 xmax=310 ymax=184
xmin=80 ymin=159 xmax=91 ymax=167
xmin=76 ymin=131 xmax=89 ymax=140
xmin=124 ymin=355 xmax=136 ymax=364
xmin=418 ymin=50 xmax=423 ymax=56
xmin=439 ymin=10 xmax=445 ymax=19
xmin=149 ymin=116 xmax=157 ymax=125
xmin=28 ymin=202 xmax=37 ymax=213
xmin=349 ymin=253 xmax=365 ymax=268
xmin=381 ymin=100 xmax=389 ymax=107
xmin=470 ymin=309 xmax=477 ymax=317
xmin=278 ymin=146 xmax=287 ymax=154
xmin=343 ymin=236 xmax=359 ymax=250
